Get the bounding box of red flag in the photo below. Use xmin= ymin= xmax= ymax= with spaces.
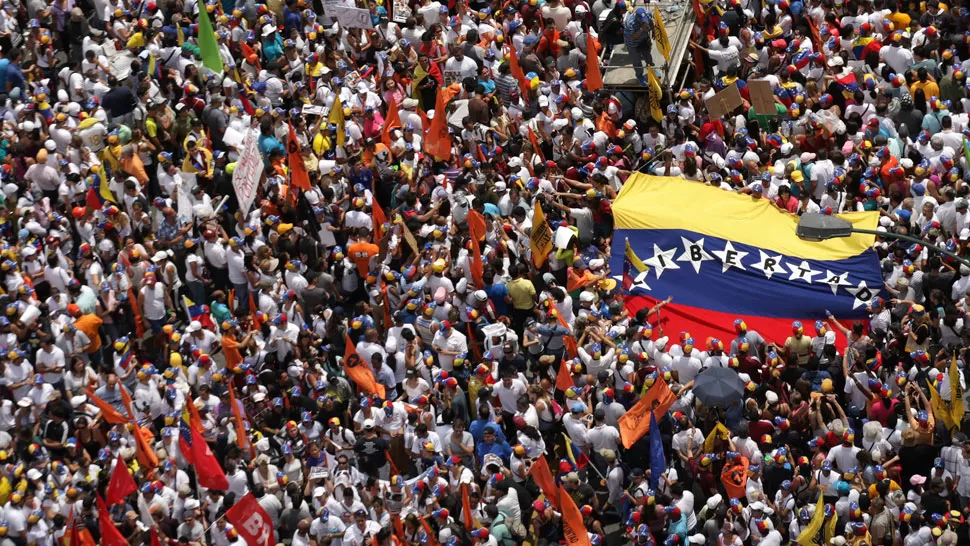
xmin=226 ymin=493 xmax=275 ymax=546
xmin=238 ymin=94 xmax=255 ymax=116
xmin=691 ymin=0 xmax=704 ymax=21
xmin=372 ymin=199 xmax=388 ymax=241
xmin=85 ymin=188 xmax=102 ymax=211
xmin=343 ymin=334 xmax=386 ymax=397
xmin=425 ymin=89 xmax=452 ymax=161
xmin=508 ymin=45 xmax=530 ymax=99
xmin=104 ymin=456 xmax=137 ymax=505
xmin=84 ymin=388 xmax=128 ymax=424
xmin=559 ymin=485 xmax=592 ymax=546
xmin=151 ymin=528 xmax=163 ymax=546
xmin=467 ymin=210 xmax=486 ymax=289
xmin=585 ymin=33 xmax=603 ymax=92
xmin=190 ymin=423 xmax=229 ymax=490
xmin=382 ymin=102 xmax=401 ymax=151
xmin=97 ymin=494 xmax=129 ymax=546
xmin=461 ymin=483 xmax=475 ymax=530
xmin=286 ymin=123 xmax=311 ymax=191
xmin=556 ymin=358 xmax=574 ymax=393
xmin=532 ymin=456 xmax=560 ymax=509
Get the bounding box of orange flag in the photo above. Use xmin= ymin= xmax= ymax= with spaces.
xmin=461 ymin=483 xmax=475 ymax=530
xmin=559 ymin=485 xmax=592 ymax=546
xmin=249 ymin=292 xmax=262 ymax=328
xmin=586 ymin=33 xmax=603 ymax=92
xmin=85 ymin=388 xmax=128 ymax=424
xmin=528 ymin=127 xmax=546 ymax=162
xmin=286 ymin=123 xmax=311 ymax=191
xmin=531 ymin=456 xmax=560 ymax=509
xmin=617 ymin=377 xmax=677 ymax=448
xmin=119 ymin=385 xmax=159 ymax=468
xmin=382 ymin=103 xmax=401 ymax=151
xmin=227 ymin=383 xmax=251 ymax=453
xmin=721 ymin=455 xmax=750 ymax=500
xmin=240 ymin=42 xmax=261 ymax=71
xmin=508 ymin=44 xmax=530 ymax=98
xmin=132 ymin=423 xmax=159 ymax=469
xmin=555 ymin=358 xmax=575 ymax=393
xmin=119 ymin=383 xmax=135 ymax=419
xmin=343 ymin=335 xmax=386 ymax=398
xmin=555 ymin=310 xmax=578 ymax=358
xmin=805 ymin=18 xmax=827 ymax=63
xmin=419 ymin=517 xmax=440 ymax=546
xmin=379 ymin=278 xmax=393 ymax=330
xmin=127 ymin=287 xmax=144 ymax=339
xmin=425 ymin=89 xmax=452 ymax=161
xmin=467 ymin=210 xmax=486 ymax=289
xmin=391 ymin=514 xmax=406 ymax=542
xmin=372 ymin=199 xmax=388 ymax=241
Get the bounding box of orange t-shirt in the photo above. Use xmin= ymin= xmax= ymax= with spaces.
xmin=347 ymin=241 xmax=379 ymax=278
xmin=222 ymin=333 xmax=244 ymax=370
xmin=74 ymin=314 xmax=104 ymax=354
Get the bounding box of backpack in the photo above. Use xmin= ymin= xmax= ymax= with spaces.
xmin=601 ymin=10 xmax=624 ymax=44
xmin=549 ymin=400 xmax=565 ymax=421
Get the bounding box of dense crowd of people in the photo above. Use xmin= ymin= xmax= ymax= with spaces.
xmin=8 ymin=0 xmax=970 ymax=544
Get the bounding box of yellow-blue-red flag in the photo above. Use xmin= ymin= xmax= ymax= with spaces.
xmin=610 ymin=175 xmax=883 ymax=344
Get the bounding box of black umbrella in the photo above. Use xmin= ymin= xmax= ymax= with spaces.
xmin=692 ymin=366 xmax=745 ymax=408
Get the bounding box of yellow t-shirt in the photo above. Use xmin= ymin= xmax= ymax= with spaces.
xmin=507 ymin=278 xmax=537 ymax=310
xmin=126 ymin=32 xmax=146 ymax=49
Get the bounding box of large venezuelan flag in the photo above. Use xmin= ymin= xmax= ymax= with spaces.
xmin=610 ymin=175 xmax=883 ymax=344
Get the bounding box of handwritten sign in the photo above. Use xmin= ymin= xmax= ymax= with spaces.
xmin=704 ymin=83 xmax=743 ymax=119
xmin=232 ymin=131 xmax=263 ymax=215
xmin=335 ymin=7 xmax=374 ymax=29
xmin=748 ymin=80 xmax=776 ymax=116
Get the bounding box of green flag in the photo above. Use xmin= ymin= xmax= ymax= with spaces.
xmin=964 ymin=137 xmax=970 ymax=173
xmin=196 ymin=5 xmax=223 ymax=74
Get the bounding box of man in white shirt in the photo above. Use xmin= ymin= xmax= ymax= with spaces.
xmin=443 ymin=46 xmax=479 ymax=80
xmin=431 ymin=320 xmax=468 ymax=372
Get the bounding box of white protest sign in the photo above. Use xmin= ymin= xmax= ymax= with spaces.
xmin=232 ymin=131 xmax=263 ymax=215
xmin=392 ymin=0 xmax=412 ymax=23
xmin=554 ymin=226 xmax=574 ymax=249
xmin=335 ymin=7 xmax=374 ymax=29
xmin=302 ymin=103 xmax=326 ymax=116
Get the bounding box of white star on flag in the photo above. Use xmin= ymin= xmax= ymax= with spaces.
xmin=788 ymin=260 xmax=821 ymax=284
xmin=712 ymin=241 xmax=748 ymax=273
xmin=847 ymin=280 xmax=876 ymax=309
xmin=676 ymin=237 xmax=715 ymax=274
xmin=644 ymin=244 xmax=680 ymax=279
xmin=822 ymin=270 xmax=850 ymax=295
xmin=613 ymin=272 xmax=652 ymax=292
xmin=751 ymin=250 xmax=786 ymax=279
